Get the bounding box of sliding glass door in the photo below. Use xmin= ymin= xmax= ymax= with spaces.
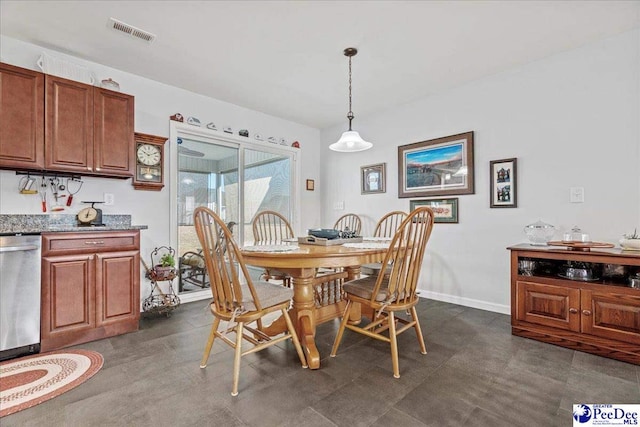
xmin=242 ymin=149 xmax=291 ymax=245
xmin=176 ymin=138 xmax=239 ymax=295
xmin=170 ymin=123 xmax=297 ymax=301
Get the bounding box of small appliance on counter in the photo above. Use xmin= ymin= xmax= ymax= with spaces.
xmin=77 ymin=201 xmax=105 ymax=226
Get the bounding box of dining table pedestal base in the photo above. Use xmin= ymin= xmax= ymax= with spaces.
xmin=258 ymin=266 xmax=363 ymax=369
xmin=242 ymin=244 xmax=387 ymax=369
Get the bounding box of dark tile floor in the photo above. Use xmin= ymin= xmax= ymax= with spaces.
xmin=4 ymin=299 xmax=639 ymax=426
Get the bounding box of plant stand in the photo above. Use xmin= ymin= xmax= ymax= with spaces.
xmin=141 ymin=246 xmax=180 ymax=317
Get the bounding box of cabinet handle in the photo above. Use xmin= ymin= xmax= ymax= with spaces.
xmin=87 ymin=167 xmax=92 ymax=171
xmin=84 ymin=241 xmax=105 ymax=245
xmin=95 ymin=167 xmax=101 ymax=171
xmin=582 ymin=310 xmax=592 ymax=316
xmin=569 ymin=308 xmax=578 ymax=314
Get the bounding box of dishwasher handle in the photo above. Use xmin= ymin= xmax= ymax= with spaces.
xmin=0 ymin=245 xmax=40 ymax=253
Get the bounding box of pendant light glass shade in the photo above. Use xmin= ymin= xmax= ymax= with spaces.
xmin=330 ymin=47 xmax=372 ymax=153
xmin=329 ymin=130 xmax=373 ymax=152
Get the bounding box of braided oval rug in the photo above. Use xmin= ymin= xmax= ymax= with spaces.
xmin=0 ymin=349 xmax=103 ymax=417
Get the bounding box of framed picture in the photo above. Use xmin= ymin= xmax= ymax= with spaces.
xmin=398 ymin=131 xmax=474 ymax=198
xmin=490 ymin=158 xmax=517 ymax=208
xmin=306 ymin=179 xmax=315 ymax=191
xmin=361 ymin=163 xmax=386 ymax=194
xmin=410 ymin=198 xmax=459 ymax=223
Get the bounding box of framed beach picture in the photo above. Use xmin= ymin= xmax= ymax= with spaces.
xmin=361 ymin=163 xmax=386 ymax=194
xmin=410 ymin=198 xmax=459 ymax=223
xmin=490 ymin=158 xmax=517 ymax=208
xmin=398 ymin=131 xmax=474 ymax=198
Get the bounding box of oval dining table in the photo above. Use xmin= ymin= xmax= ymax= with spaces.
xmin=241 ymin=242 xmax=388 ymax=369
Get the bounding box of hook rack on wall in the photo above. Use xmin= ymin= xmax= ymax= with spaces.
xmin=15 ymin=170 xmax=83 ymax=181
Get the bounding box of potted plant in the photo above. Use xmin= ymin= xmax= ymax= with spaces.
xmin=620 ymin=229 xmax=640 ymax=251
xmin=154 ymin=253 xmax=176 ymax=279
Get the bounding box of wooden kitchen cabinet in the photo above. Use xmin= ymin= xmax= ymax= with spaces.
xmin=45 ymin=74 xmax=134 ymax=177
xmin=510 ymin=244 xmax=640 ymax=364
xmin=0 ymin=63 xmax=45 ymax=170
xmin=41 ymin=231 xmax=140 ymax=352
xmin=45 ymin=75 xmax=93 ymax=173
xmin=0 ymin=62 xmax=134 ymax=178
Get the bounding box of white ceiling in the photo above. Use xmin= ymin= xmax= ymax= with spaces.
xmin=1 ymin=1 xmax=639 ymax=130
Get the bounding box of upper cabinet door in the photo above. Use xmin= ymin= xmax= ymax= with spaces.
xmin=94 ymin=88 xmax=134 ymax=177
xmin=45 ymin=75 xmax=94 ymax=172
xmin=0 ymin=63 xmax=45 ymax=170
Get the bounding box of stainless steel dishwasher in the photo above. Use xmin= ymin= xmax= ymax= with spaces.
xmin=0 ymin=234 xmax=41 ymax=360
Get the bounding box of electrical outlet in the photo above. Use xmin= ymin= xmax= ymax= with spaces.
xmin=104 ymin=193 xmax=114 ymax=206
xmin=570 ymin=187 xmax=584 ymax=203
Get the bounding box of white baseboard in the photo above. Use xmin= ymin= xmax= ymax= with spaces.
xmin=417 ymin=288 xmax=510 ymax=315
xmin=155 ymin=287 xmax=511 ymax=315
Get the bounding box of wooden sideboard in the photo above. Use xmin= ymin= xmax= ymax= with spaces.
xmin=509 ymin=244 xmax=640 ymax=365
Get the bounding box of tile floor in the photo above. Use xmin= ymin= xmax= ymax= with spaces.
xmin=3 ymin=299 xmax=639 ymax=426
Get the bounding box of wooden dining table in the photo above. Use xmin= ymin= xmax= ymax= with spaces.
xmin=241 ymin=242 xmax=388 ymax=369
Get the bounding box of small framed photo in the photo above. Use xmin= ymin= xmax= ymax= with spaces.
xmin=490 ymin=158 xmax=517 ymax=208
xmin=361 ymin=163 xmax=386 ymax=194
xmin=410 ymin=198 xmax=459 ymax=223
xmin=306 ymin=179 xmax=315 ymax=191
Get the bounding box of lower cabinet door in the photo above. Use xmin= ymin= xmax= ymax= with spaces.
xmin=581 ymin=290 xmax=640 ymax=345
xmin=95 ymin=251 xmax=139 ymax=326
xmin=516 ymin=280 xmax=581 ymax=332
xmin=41 ymin=254 xmax=96 ymax=339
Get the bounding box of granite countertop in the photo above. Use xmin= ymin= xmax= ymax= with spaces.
xmin=0 ymin=214 xmax=147 ymax=235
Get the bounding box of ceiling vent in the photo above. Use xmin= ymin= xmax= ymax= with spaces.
xmin=107 ymin=18 xmax=156 ymax=44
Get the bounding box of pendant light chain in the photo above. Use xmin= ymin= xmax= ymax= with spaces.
xmin=329 ymin=46 xmax=372 ymax=152
xmin=347 ymin=54 xmax=354 ymax=130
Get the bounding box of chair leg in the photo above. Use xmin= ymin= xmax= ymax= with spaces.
xmin=330 ymin=300 xmax=353 ymax=357
xmin=231 ymin=322 xmax=244 ymax=397
xmin=388 ymin=311 xmax=400 ymax=378
xmin=200 ymin=317 xmax=220 ymax=368
xmin=282 ymin=308 xmax=308 ymax=368
xmin=410 ymin=306 xmax=427 ymax=354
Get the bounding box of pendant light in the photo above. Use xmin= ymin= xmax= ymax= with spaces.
xmin=329 ymin=47 xmax=373 ymax=152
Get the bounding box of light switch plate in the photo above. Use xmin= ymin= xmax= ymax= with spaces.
xmin=333 ymin=201 xmax=344 ymax=210
xmin=104 ymin=193 xmax=114 ymax=206
xmin=570 ymin=187 xmax=584 ymax=203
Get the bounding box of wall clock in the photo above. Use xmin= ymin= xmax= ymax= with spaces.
xmin=132 ymin=132 xmax=167 ymax=191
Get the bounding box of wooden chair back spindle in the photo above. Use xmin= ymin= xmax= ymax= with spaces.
xmin=252 ymin=210 xmax=294 ymax=244
xmin=373 ymin=211 xmax=408 ymax=238
xmin=333 ymin=213 xmax=362 ymax=235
